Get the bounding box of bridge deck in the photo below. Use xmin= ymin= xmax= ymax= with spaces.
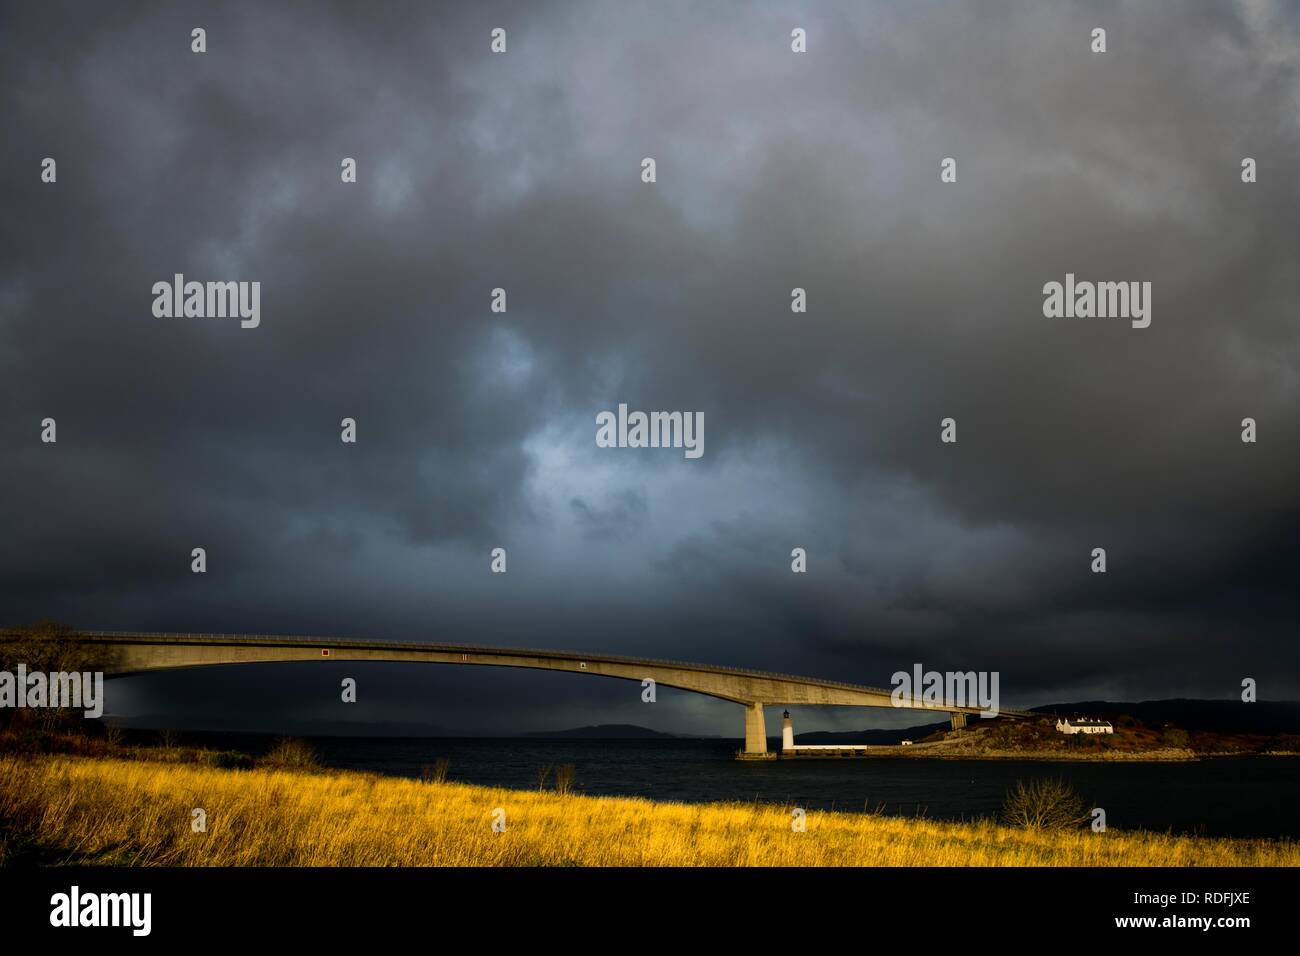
xmin=62 ymin=630 xmax=1033 ymax=718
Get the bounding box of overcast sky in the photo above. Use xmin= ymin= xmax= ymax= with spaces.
xmin=2 ymin=1 xmax=1297 ymax=735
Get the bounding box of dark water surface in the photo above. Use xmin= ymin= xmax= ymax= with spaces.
xmin=164 ymin=732 xmax=1300 ymax=839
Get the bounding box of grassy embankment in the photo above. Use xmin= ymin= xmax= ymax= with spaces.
xmin=2 ymin=752 xmax=1296 ymax=867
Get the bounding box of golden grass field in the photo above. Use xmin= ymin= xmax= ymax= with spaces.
xmin=2 ymin=754 xmax=1296 ymax=867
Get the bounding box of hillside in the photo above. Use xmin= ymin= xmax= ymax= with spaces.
xmin=893 ymin=714 xmax=1300 ymax=760
xmin=794 ymin=700 xmax=1300 ymax=759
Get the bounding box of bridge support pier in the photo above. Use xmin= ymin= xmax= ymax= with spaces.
xmin=743 ymin=702 xmax=768 ymax=755
xmin=950 ymin=712 xmax=967 ymax=731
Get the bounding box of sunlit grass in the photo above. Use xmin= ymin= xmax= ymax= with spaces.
xmin=1 ymin=754 xmax=1295 ymax=866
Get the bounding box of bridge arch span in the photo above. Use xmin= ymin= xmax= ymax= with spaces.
xmin=66 ymin=631 xmax=1028 ymax=756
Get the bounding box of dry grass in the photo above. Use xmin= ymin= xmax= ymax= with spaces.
xmin=1 ymin=754 xmax=1296 ymax=867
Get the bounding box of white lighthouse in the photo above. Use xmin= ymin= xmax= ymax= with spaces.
xmin=782 ymin=710 xmax=795 ymax=752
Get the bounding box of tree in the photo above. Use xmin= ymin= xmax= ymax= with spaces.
xmin=0 ymin=621 xmax=119 ymax=732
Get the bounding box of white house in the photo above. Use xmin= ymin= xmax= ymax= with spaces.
xmin=1056 ymin=717 xmax=1113 ymax=735
xmin=899 ymin=739 xmax=914 ymax=746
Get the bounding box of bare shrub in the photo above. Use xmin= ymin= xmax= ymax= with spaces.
xmin=260 ymin=737 xmax=318 ymax=770
xmin=1000 ymin=778 xmax=1089 ymax=830
xmin=553 ymin=763 xmax=576 ymax=796
xmin=421 ymin=758 xmax=450 ymax=784
xmin=536 ymin=763 xmax=552 ymax=791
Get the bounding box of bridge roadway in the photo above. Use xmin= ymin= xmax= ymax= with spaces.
xmin=67 ymin=630 xmax=1033 ymax=756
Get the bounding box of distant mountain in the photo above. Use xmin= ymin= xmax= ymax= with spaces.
xmin=523 ymin=723 xmax=681 ymax=739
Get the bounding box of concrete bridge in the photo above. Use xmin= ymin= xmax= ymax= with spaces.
xmin=68 ymin=631 xmax=1033 ymax=757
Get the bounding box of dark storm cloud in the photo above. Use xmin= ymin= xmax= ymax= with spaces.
xmin=1 ymin=0 xmax=1296 ymax=734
